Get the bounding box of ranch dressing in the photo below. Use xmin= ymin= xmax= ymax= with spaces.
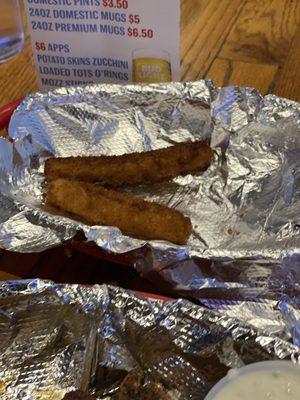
xmin=213 ymin=369 xmax=300 ymax=400
xmin=205 ymin=362 xmax=300 ymax=400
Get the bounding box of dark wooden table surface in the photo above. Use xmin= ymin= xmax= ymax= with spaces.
xmin=0 ymin=0 xmax=300 ymax=287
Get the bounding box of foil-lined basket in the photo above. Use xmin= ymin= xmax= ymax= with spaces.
xmin=0 ymin=279 xmax=299 ymax=399
xmin=0 ymin=81 xmax=299 ymax=301
xmin=0 ymin=81 xmax=298 ymax=260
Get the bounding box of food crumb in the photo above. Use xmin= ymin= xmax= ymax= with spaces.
xmin=272 ymin=372 xmax=279 ymax=378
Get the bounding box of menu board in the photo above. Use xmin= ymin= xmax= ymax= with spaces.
xmin=24 ymin=0 xmax=180 ymax=90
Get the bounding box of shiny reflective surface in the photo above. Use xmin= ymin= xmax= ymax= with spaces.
xmin=0 ymin=81 xmax=297 ymax=263
xmin=0 ymin=280 xmax=299 ymax=399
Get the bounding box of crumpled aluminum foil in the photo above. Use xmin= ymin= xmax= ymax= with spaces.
xmin=0 ymin=81 xmax=298 ymax=260
xmin=0 ymin=279 xmax=299 ymax=400
xmin=0 ymin=280 xmax=97 ymax=399
xmin=140 ymin=257 xmax=300 ymax=351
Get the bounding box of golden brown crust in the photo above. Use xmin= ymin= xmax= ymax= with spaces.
xmin=118 ymin=372 xmax=168 ymax=400
xmin=62 ymin=391 xmax=95 ymax=400
xmin=47 ymin=179 xmax=192 ymax=245
xmin=45 ymin=141 xmax=213 ymax=186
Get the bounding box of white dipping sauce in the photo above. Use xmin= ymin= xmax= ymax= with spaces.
xmin=213 ymin=369 xmax=300 ymax=400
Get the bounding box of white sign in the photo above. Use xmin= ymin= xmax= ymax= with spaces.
xmin=24 ymin=0 xmax=180 ymax=90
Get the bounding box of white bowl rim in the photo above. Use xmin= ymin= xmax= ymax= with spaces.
xmin=204 ymin=360 xmax=300 ymax=400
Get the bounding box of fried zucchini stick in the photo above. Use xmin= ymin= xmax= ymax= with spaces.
xmin=45 ymin=141 xmax=213 ymax=186
xmin=47 ymin=179 xmax=192 ymax=245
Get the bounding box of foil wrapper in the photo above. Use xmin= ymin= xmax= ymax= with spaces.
xmin=0 ymin=280 xmax=97 ymax=399
xmin=0 ymin=81 xmax=298 ymax=260
xmin=0 ymin=279 xmax=299 ymax=399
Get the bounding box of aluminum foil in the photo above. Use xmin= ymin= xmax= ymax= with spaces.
xmin=0 ymin=81 xmax=298 ymax=260
xmin=136 ymin=255 xmax=300 ymax=346
xmin=0 ymin=280 xmax=97 ymax=399
xmin=0 ymin=279 xmax=299 ymax=400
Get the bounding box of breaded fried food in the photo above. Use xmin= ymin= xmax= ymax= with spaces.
xmin=47 ymin=179 xmax=192 ymax=245
xmin=45 ymin=141 xmax=213 ymax=186
xmin=118 ymin=372 xmax=169 ymax=400
xmin=63 ymin=391 xmax=95 ymax=400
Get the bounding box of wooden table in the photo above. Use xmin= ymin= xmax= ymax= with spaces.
xmin=0 ymin=0 xmax=300 ymax=284
xmin=1 ymin=0 xmax=300 ymax=106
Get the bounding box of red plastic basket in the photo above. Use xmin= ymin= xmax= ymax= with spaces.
xmin=0 ymin=98 xmax=172 ymax=301
xmin=0 ymin=98 xmax=139 ymax=265
xmin=0 ymin=98 xmax=23 ymax=131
